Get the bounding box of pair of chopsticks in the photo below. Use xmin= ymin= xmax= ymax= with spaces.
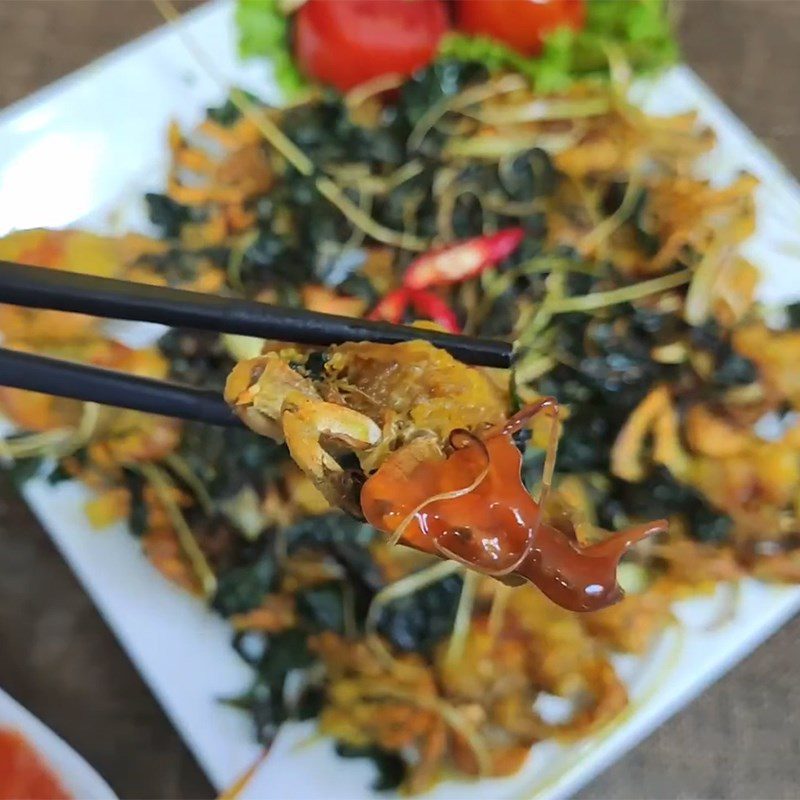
xmin=0 ymin=260 xmax=512 ymax=428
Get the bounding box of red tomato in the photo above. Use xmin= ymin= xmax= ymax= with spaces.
xmin=294 ymin=0 xmax=449 ymax=92
xmin=455 ymin=0 xmax=585 ymax=56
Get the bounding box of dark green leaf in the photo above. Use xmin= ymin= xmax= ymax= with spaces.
xmin=713 ymin=352 xmax=758 ymax=388
xmin=336 ymin=274 xmax=380 ymax=306
xmin=690 ymin=319 xmax=758 ymax=389
xmin=206 ymin=91 xmax=260 ymax=126
xmin=284 ymin=513 xmax=376 ymax=551
xmin=206 ymin=98 xmax=241 ymax=127
xmin=376 ymin=573 xmax=463 ymax=655
xmin=7 ymin=456 xmax=44 ymax=486
xmin=691 ymin=505 xmax=734 ymax=543
xmin=787 ymin=301 xmax=800 ymax=328
xmin=398 ymin=59 xmax=488 ymax=128
xmin=46 ymin=462 xmax=74 ymax=485
xmin=125 ymin=470 xmax=149 ymax=537
xmin=159 ymin=330 xmax=234 ymax=390
xmin=213 ymin=552 xmax=277 ymax=616
xmin=285 ymin=514 xmax=383 ymax=629
xmin=603 ymin=466 xmax=734 ymax=544
xmin=298 ymin=351 xmax=329 ymax=381
xmin=259 ymin=629 xmax=314 ymax=683
xmin=335 ymin=743 xmax=407 ymax=792
xmin=499 ymin=148 xmax=556 ymax=202
xmin=296 ymin=583 xmax=346 ymax=634
xmin=178 ymin=421 xmax=288 ymax=501
xmin=295 ymin=685 xmax=325 ymax=721
xmin=229 ymin=629 xmax=315 ymax=744
xmin=221 ymin=675 xmax=288 ymax=744
xmin=144 ymin=194 xmax=193 ymax=239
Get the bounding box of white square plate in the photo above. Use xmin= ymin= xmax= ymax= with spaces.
xmin=2 ymin=2 xmax=800 ymax=797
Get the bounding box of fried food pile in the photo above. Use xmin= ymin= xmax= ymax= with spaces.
xmin=2 ymin=63 xmax=800 ymax=791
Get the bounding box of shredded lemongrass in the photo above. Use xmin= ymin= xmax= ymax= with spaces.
xmin=70 ymin=402 xmax=101 ymax=450
xmin=380 ymin=159 xmax=426 ymax=193
xmin=387 ymin=432 xmax=491 ymax=547
xmin=488 ymin=583 xmax=512 ymax=639
xmin=603 ymin=41 xmax=634 ymax=95
xmin=313 ymin=173 xmax=427 ymax=250
xmin=539 ymin=402 xmax=560 ymax=507
xmin=0 ymin=434 xmax=14 ymax=466
xmin=340 ymin=190 xmax=373 ymax=252
xmin=444 ymin=569 xmax=478 ymax=668
xmin=163 ymin=452 xmax=214 ymax=516
xmin=475 ymin=269 xmax=515 ymax=316
xmin=471 ymin=94 xmax=612 ymax=125
xmin=548 ymin=269 xmax=692 ymax=315
xmin=519 ymin=255 xmax=598 ymax=276
xmin=365 ymin=633 xmax=413 ymax=676
xmin=570 ymin=170 xmax=605 ymax=231
xmin=344 ymin=73 xmax=405 ymax=110
xmin=138 ymin=462 xmax=217 ymax=597
xmin=328 ymin=159 xmax=425 ymax=195
xmin=358 ymin=686 xmax=491 ymax=777
xmin=408 ymin=73 xmax=526 ymax=153
xmin=683 ymin=240 xmax=731 ymax=325
xmin=445 ymin=130 xmax=581 ymax=160
xmin=513 ymin=353 xmax=556 ymax=385
xmin=48 ymin=402 xmax=100 ymax=459
xmin=153 ymin=0 xmax=427 ymax=252
xmin=0 ymin=402 xmax=100 ymax=461
xmin=226 ymin=229 xmax=259 ymax=293
xmin=0 ymin=429 xmax=73 ymax=460
xmin=444 ymin=134 xmax=540 ymax=160
xmin=432 ymin=113 xmax=478 ymax=140
xmin=515 ymin=269 xmax=565 ymax=349
xmin=341 ymin=580 xmax=358 ymax=639
xmin=703 ymin=580 xmax=741 ymax=632
xmin=217 ymin=749 xmax=271 ymax=800
xmin=436 ymin=183 xmax=484 ymax=242
xmin=482 ymin=194 xmax=544 ymax=217
xmin=578 ymin=174 xmax=644 ymax=257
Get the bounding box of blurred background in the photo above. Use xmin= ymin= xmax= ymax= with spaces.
xmin=0 ymin=2 xmax=798 ymax=798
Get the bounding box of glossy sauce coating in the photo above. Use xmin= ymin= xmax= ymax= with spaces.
xmin=361 ymin=432 xmax=666 ymax=612
xmin=0 ymin=729 xmax=71 ymax=800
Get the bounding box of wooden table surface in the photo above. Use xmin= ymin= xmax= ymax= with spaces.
xmin=0 ymin=2 xmax=799 ymax=798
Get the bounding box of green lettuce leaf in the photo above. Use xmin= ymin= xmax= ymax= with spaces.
xmin=235 ymin=0 xmax=307 ymax=96
xmin=440 ymin=0 xmax=679 ymax=92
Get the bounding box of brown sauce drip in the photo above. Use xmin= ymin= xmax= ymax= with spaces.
xmin=361 ymin=431 xmax=667 ymax=612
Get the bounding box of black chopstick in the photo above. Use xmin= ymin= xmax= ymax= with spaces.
xmin=0 ymin=261 xmax=512 ymax=369
xmin=0 ymin=348 xmax=241 ymax=428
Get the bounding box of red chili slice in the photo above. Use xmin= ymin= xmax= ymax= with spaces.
xmin=367 ymin=287 xmax=413 ymax=323
xmin=403 ymin=227 xmax=525 ymax=290
xmin=409 ymin=289 xmax=461 ymax=333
